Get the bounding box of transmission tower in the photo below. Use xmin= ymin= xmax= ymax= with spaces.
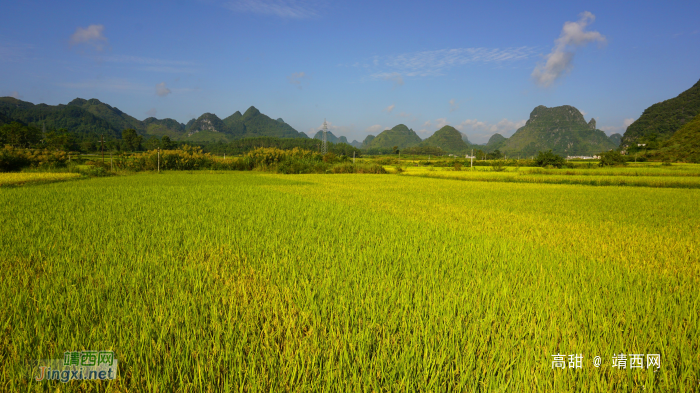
xmin=321 ymin=119 xmax=328 ymax=155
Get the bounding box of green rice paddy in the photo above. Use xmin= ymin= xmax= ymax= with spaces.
xmin=1 ymin=171 xmax=698 ymax=391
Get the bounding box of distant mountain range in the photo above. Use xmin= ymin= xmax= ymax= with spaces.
xmin=0 ymin=97 xmax=308 ymax=142
xmin=8 ymin=91 xmax=697 ymax=158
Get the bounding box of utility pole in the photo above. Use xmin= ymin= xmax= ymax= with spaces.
xmin=157 ymin=147 xmax=161 ymax=173
xmin=471 ymin=149 xmax=474 ymax=169
xmin=321 ymin=119 xmax=328 ymax=155
xmin=353 ymin=151 xmax=355 ymax=164
xmin=101 ymin=134 xmax=105 ymax=163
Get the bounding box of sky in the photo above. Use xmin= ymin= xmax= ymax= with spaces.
xmin=1 ymin=0 xmax=699 ymax=144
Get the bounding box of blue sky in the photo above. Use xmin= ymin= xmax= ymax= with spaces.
xmin=1 ymin=0 xmax=699 ymax=143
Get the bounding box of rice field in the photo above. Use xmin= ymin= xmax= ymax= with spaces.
xmin=394 ymin=164 xmax=700 ymax=188
xmin=0 ymin=172 xmax=81 ymax=187
xmin=1 ymin=171 xmax=698 ymax=391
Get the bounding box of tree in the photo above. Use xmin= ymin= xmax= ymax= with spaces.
xmin=161 ymin=135 xmax=175 ymax=150
xmin=122 ymin=129 xmax=142 ymax=151
xmin=144 ymin=137 xmax=160 ymax=151
xmin=535 ymin=150 xmax=565 ymax=168
xmin=0 ymin=122 xmax=41 ymax=148
xmin=486 ymin=149 xmax=503 ymax=160
xmin=598 ymin=150 xmax=627 ymax=166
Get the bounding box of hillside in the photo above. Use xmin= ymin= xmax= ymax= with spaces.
xmin=483 ymin=133 xmax=507 ymax=152
xmin=622 ymin=78 xmax=700 ymax=146
xmin=68 ymin=98 xmax=144 ymax=133
xmin=419 ymin=126 xmax=470 ymax=153
xmin=361 ymin=135 xmax=375 ymax=148
xmin=367 ymin=124 xmax=422 ymax=150
xmin=501 ymin=105 xmax=617 ymax=156
xmin=186 ymin=113 xmax=229 ymax=137
xmin=608 ymin=133 xmax=622 ymax=147
xmin=661 ymin=113 xmax=700 ymax=162
xmin=237 ymin=106 xmax=308 ymax=139
xmin=0 ymin=97 xmax=308 ymax=143
xmin=143 ymin=117 xmax=186 ymax=138
xmin=0 ymin=97 xmax=121 ymax=138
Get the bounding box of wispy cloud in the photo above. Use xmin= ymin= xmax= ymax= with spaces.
xmin=456 ymin=118 xmax=526 ymax=143
xmin=156 ymin=82 xmax=171 ymax=97
xmin=383 ymin=104 xmax=395 ymax=113
xmin=600 ymin=118 xmax=635 ymax=134
xmin=70 ymin=24 xmax=109 ymax=52
xmin=98 ymin=55 xmax=199 ymax=73
xmin=145 ymin=108 xmax=157 ymax=117
xmin=58 ymin=78 xmax=197 ymax=95
xmin=287 ymin=71 xmax=309 ymax=88
xmin=307 ymin=120 xmax=355 ymax=137
xmin=532 ymin=11 xmax=606 ymax=87
xmin=365 ymin=124 xmax=386 ymax=133
xmin=58 ymin=78 xmax=150 ymax=93
xmin=360 ymin=46 xmax=537 ymax=82
xmin=376 ymin=72 xmax=404 ymax=88
xmin=4 ymin=91 xmax=22 ymax=99
xmin=0 ymin=42 xmax=34 ymax=63
xmin=449 ymin=99 xmax=458 ymax=112
xmin=226 ymin=0 xmax=322 ymax=18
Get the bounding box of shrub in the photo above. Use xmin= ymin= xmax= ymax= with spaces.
xmin=534 ymin=150 xmax=565 ymax=168
xmin=598 ymin=150 xmax=628 ymax=167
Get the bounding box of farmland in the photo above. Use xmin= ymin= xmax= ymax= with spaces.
xmin=1 ymin=171 xmax=698 ymax=391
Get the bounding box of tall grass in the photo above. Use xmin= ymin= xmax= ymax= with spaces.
xmin=0 ymin=173 xmax=697 ymax=391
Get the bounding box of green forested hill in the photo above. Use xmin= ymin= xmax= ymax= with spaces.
xmin=367 ymin=124 xmax=422 ymax=149
xmin=608 ymin=133 xmax=622 ymax=147
xmin=313 ymin=130 xmax=349 ymax=144
xmin=622 ymin=79 xmax=700 ymax=146
xmin=237 ymin=106 xmax=308 ymax=139
xmin=419 ymin=126 xmax=470 ymax=153
xmin=500 ymin=105 xmax=616 ymax=156
xmin=0 ymin=97 xmax=121 ymax=138
xmin=362 ymin=135 xmax=375 ymax=148
xmin=143 ymin=117 xmax=186 ymax=138
xmin=661 ymin=113 xmax=700 ymax=162
xmin=186 ymin=113 xmax=229 ymax=137
xmin=483 ymin=133 xmax=507 ymax=152
xmin=0 ymin=97 xmax=308 ymax=143
xmin=68 ymin=98 xmax=144 ymax=133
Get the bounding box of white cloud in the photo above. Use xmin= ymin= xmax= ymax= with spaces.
xmin=365 ymin=124 xmax=384 ymax=133
xmin=156 ymin=82 xmax=172 ymax=97
xmin=146 ymin=108 xmax=157 ymax=117
xmin=456 ymin=118 xmax=527 ymax=143
xmin=287 ymin=71 xmax=309 ymax=88
xmin=70 ymin=24 xmax=108 ymax=51
xmin=384 ymin=104 xmax=395 ymax=113
xmin=435 ymin=118 xmax=449 ymax=129
xmin=7 ymin=91 xmax=21 ymax=99
xmin=449 ymin=99 xmax=458 ymax=112
xmin=532 ymin=12 xmax=606 ymax=87
xmin=600 ymin=118 xmax=635 ymax=134
xmin=226 ymin=0 xmax=321 ymax=18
